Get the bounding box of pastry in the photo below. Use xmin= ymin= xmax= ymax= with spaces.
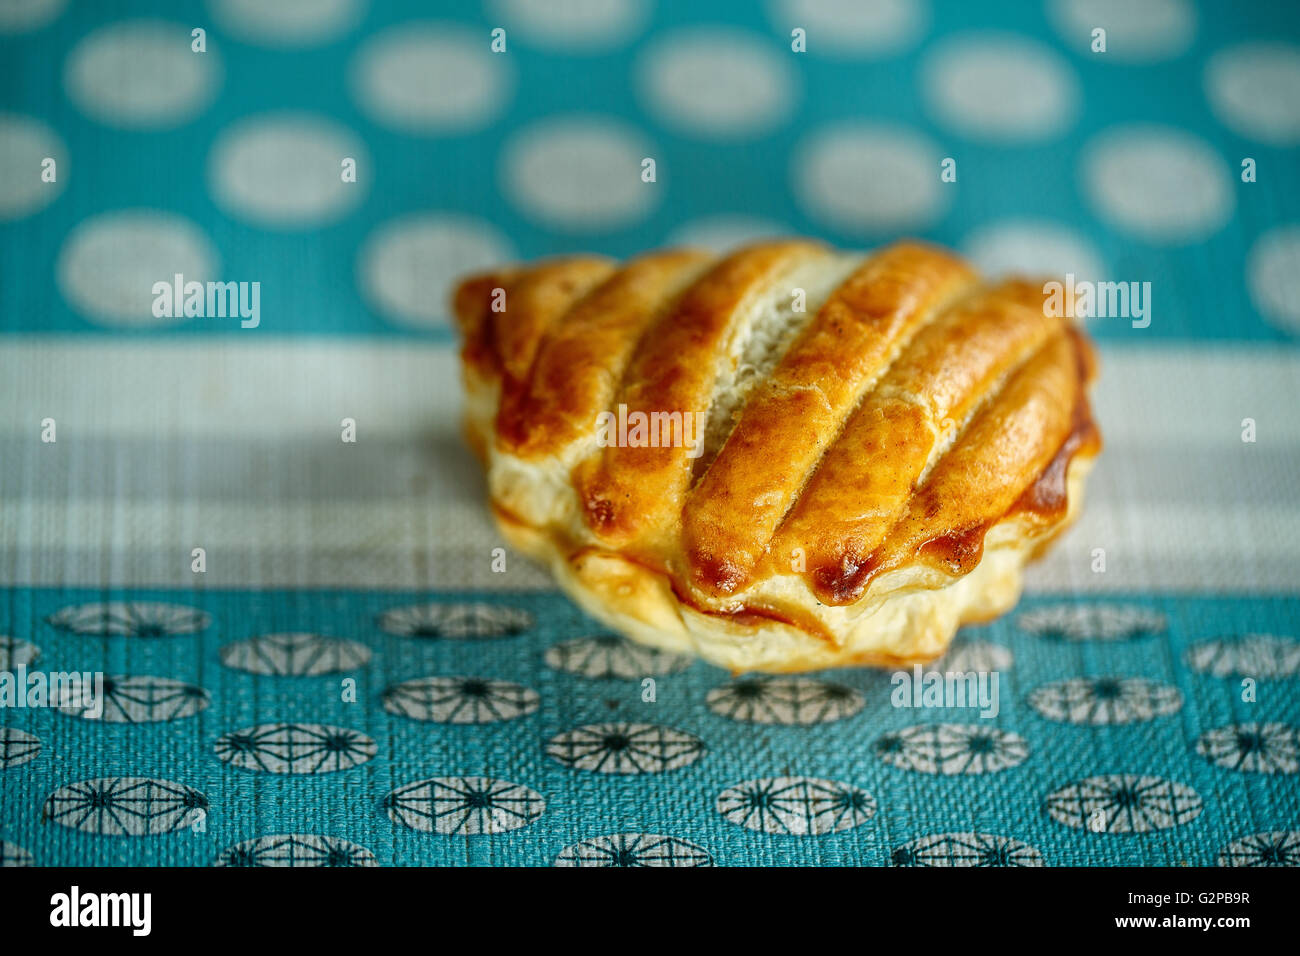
xmin=452 ymin=239 xmax=1100 ymax=673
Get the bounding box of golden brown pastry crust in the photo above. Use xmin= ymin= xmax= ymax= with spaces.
xmin=684 ymin=242 xmax=979 ymax=596
xmin=574 ymin=239 xmax=828 ymax=549
xmin=452 ymin=239 xmax=1101 ymax=673
xmin=498 ymin=249 xmax=713 ymax=458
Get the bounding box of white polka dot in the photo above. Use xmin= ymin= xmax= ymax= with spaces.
xmin=209 ymin=113 xmax=367 ymax=228
xmin=1248 ymin=226 xmax=1300 ymax=334
xmin=502 ymin=116 xmax=658 ymax=231
xmin=1206 ymin=43 xmax=1300 ymax=146
xmin=0 ymin=113 xmax=65 ymax=220
xmin=793 ymin=123 xmax=946 ymax=233
xmin=963 ymin=220 xmax=1104 ymax=285
xmin=351 ymin=22 xmax=511 ymax=134
xmin=359 ymin=214 xmax=514 ymax=329
xmin=1049 ymin=0 xmax=1195 ymax=62
xmin=1082 ymin=125 xmax=1233 ymax=243
xmin=0 ymin=0 xmax=64 ymax=32
xmin=637 ymin=28 xmax=795 ymax=139
xmin=57 ymin=210 xmax=217 ymax=327
xmin=488 ymin=0 xmax=648 ymax=53
xmin=768 ymin=0 xmax=927 ymax=58
xmin=923 ymin=33 xmax=1078 ymax=142
xmin=65 ymin=20 xmax=220 ymax=129
xmin=666 ymin=215 xmax=791 ymax=253
xmin=208 ymin=0 xmax=365 ymax=47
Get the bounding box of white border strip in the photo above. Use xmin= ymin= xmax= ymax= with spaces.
xmin=1 ymin=340 xmax=1297 ymax=591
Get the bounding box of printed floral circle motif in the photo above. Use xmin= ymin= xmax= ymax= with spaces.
xmin=1184 ymin=634 xmax=1300 ymax=678
xmin=0 ymin=839 xmax=33 ymax=867
xmin=351 ymin=22 xmax=512 ymax=134
xmin=383 ymin=776 xmax=546 ymax=835
xmin=208 ymin=112 xmax=367 ymax=228
xmin=1205 ymin=42 xmax=1300 ymax=146
xmin=1082 ymin=126 xmax=1233 ymax=244
xmin=213 ymin=833 xmax=378 ymax=867
xmin=208 ymin=0 xmax=365 ymax=48
xmin=1017 ymin=603 xmax=1166 ymax=641
xmin=963 ymin=219 xmax=1104 ymax=287
xmin=0 ymin=114 xmax=66 ymax=220
xmin=1195 ymin=722 xmax=1299 ymax=774
xmin=359 ymin=212 xmax=514 ymax=329
xmin=43 ymin=777 xmax=209 ymax=836
xmin=0 ymin=0 xmax=67 ymax=34
xmin=47 ymin=601 xmax=210 ymax=636
xmin=922 ymin=32 xmax=1079 ymax=142
xmin=56 ymin=209 xmax=218 ymax=326
xmin=874 ymin=724 xmax=1028 ymax=775
xmin=555 ymin=833 xmax=713 ymax=867
xmin=544 ymin=634 xmax=693 ymax=679
xmin=706 ymin=677 xmax=864 ymax=725
xmin=546 ymin=722 xmax=705 ymax=774
xmin=665 ymin=214 xmax=791 ymax=253
xmin=57 ymin=675 xmax=209 ymax=723
xmin=489 ymin=0 xmax=649 ymax=53
xmin=768 ymin=0 xmax=928 ymax=58
xmin=891 ymin=832 xmax=1044 ymax=867
xmin=936 ymin=640 xmax=1014 ymax=673
xmin=501 ymin=115 xmax=658 ymax=231
xmin=382 ymin=675 xmax=539 ymax=724
xmin=1028 ymin=677 xmax=1183 ymax=725
xmin=1048 ymin=0 xmax=1196 ymax=63
xmin=1045 ymin=774 xmax=1203 ymax=833
xmin=214 ymin=723 xmax=376 ymax=774
xmin=1217 ymin=830 xmax=1300 ymax=867
xmin=793 ymin=122 xmax=946 ymax=233
xmin=636 ymin=28 xmax=796 ymax=139
xmin=220 ymin=633 xmax=372 ymax=676
xmin=64 ymin=19 xmax=221 ymax=129
xmin=0 ymin=636 xmax=39 ymax=669
xmin=0 ymin=728 xmax=41 ymax=768
xmin=1248 ymin=226 xmax=1300 ymax=333
xmin=379 ymin=602 xmax=532 ymax=638
xmin=716 ymin=776 xmax=876 ymax=835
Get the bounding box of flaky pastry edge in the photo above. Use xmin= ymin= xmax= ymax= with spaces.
xmin=462 ymin=367 xmax=1098 ymax=674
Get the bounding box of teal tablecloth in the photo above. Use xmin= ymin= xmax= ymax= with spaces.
xmin=0 ymin=0 xmax=1297 ymax=866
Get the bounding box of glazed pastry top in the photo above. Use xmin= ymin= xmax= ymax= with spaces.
xmin=453 ymin=239 xmax=1099 ymax=611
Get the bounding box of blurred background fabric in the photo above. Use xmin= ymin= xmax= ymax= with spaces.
xmin=2 ymin=0 xmax=1299 ymax=339
xmin=0 ymin=0 xmax=1297 ymax=867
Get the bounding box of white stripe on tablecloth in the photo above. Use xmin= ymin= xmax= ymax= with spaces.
xmin=1 ymin=338 xmax=1297 ymax=592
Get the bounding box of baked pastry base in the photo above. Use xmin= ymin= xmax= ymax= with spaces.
xmin=487 ymin=457 xmax=1092 ymax=674
xmin=454 ymin=241 xmax=1100 ymax=674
